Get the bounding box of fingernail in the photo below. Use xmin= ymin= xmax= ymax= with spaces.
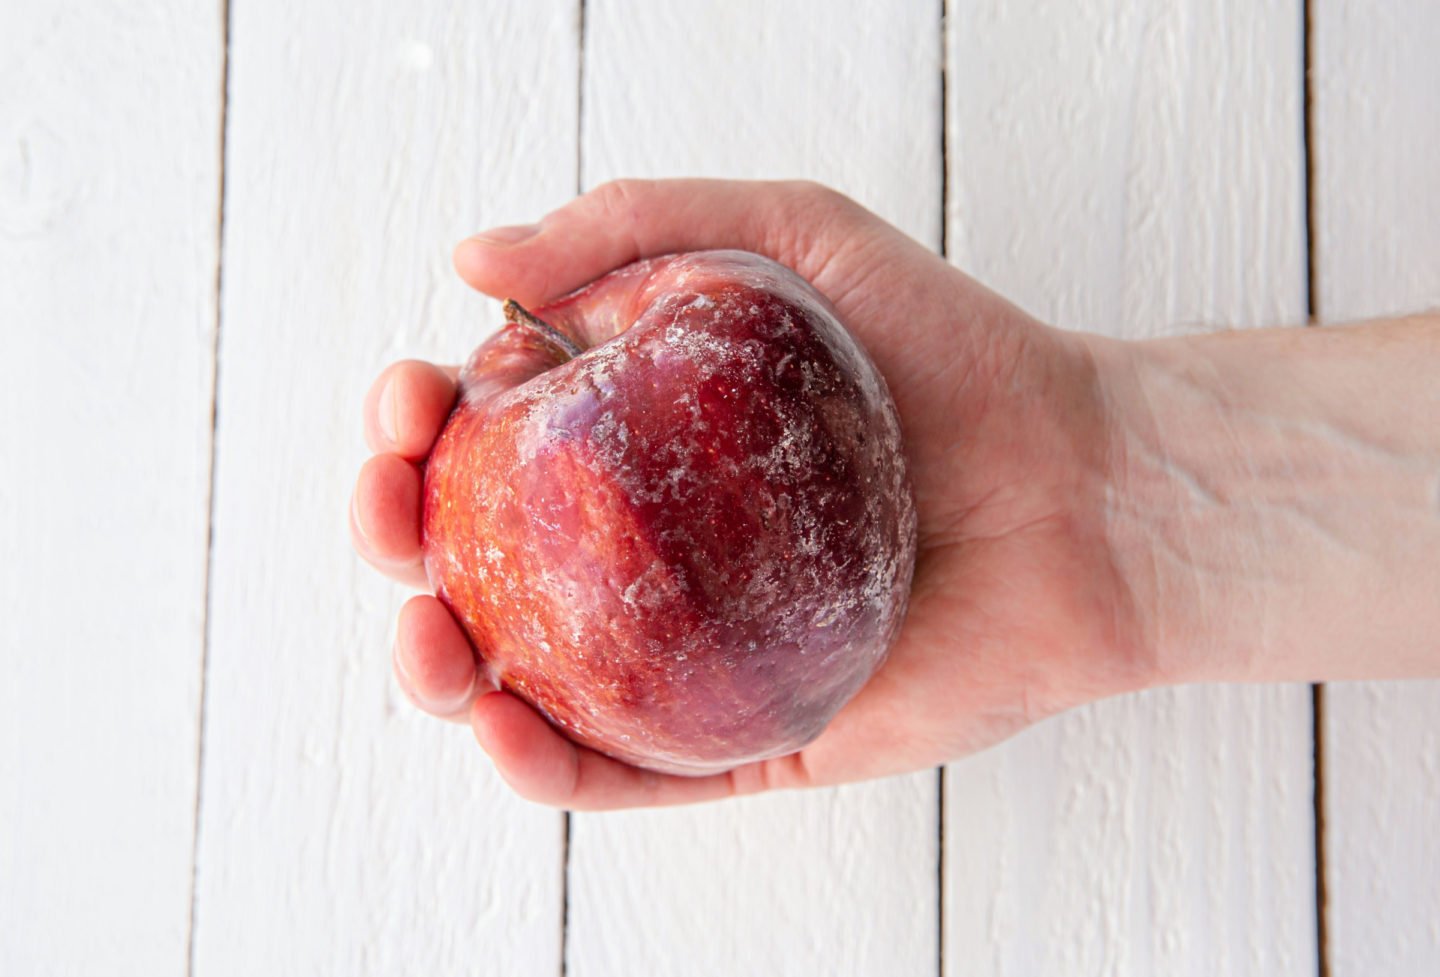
xmin=377 ymin=376 xmax=399 ymax=445
xmin=423 ymin=683 xmax=476 ymax=716
xmin=396 ymin=650 xmax=475 ymax=715
xmin=470 ymin=223 xmax=540 ymax=247
xmin=350 ymin=490 xmax=371 ymax=545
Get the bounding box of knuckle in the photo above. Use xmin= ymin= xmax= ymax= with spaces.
xmin=757 ymin=181 xmax=870 ymax=276
xmin=782 ymin=179 xmax=849 ymax=214
xmin=588 ymin=178 xmax=648 ymax=220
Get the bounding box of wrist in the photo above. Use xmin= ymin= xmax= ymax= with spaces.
xmin=1085 ymin=332 xmax=1248 ymax=688
xmin=1087 ymin=320 xmax=1440 ymax=687
xmin=1018 ymin=327 xmax=1175 ymax=704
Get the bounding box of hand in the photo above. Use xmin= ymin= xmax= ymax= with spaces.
xmin=350 ymin=179 xmax=1154 ymax=809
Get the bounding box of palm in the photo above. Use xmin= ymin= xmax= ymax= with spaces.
xmin=777 ymin=233 xmax=1138 ymax=786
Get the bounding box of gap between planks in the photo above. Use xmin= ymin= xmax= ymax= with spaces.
xmin=186 ymin=0 xmax=235 ymax=973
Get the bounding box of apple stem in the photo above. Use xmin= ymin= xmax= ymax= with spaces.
xmin=503 ymin=299 xmax=584 ymax=360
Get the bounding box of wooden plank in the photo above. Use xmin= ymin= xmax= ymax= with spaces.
xmin=0 ymin=3 xmax=221 ymax=973
xmin=943 ymin=3 xmax=1317 ymax=974
xmin=1312 ymin=2 xmax=1440 ymax=973
xmin=566 ymin=2 xmax=942 ymax=975
xmin=188 ymin=3 xmax=577 ymax=973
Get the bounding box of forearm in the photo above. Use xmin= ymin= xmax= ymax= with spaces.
xmin=1092 ymin=315 xmax=1440 ymax=685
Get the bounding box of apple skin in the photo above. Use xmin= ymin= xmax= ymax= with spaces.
xmin=422 ymin=250 xmax=916 ymax=775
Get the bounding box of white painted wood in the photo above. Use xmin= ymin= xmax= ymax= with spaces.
xmin=944 ymin=3 xmax=1317 ymax=974
xmin=1312 ymin=3 xmax=1440 ymax=973
xmin=188 ymin=3 xmax=577 ymax=974
xmin=0 ymin=3 xmax=220 ymax=973
xmin=567 ymin=2 xmax=942 ymax=975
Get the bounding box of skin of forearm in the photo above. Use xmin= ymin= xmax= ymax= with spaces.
xmin=1089 ymin=315 xmax=1440 ymax=685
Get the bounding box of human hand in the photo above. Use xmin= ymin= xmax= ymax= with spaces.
xmin=350 ymin=179 xmax=1155 ymax=809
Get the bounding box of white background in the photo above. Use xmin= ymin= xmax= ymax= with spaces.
xmin=2 ymin=1 xmax=1437 ymax=974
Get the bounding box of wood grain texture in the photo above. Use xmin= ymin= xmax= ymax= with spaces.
xmin=1312 ymin=2 xmax=1440 ymax=973
xmin=0 ymin=2 xmax=221 ymax=973
xmin=188 ymin=3 xmax=577 ymax=974
xmin=566 ymin=2 xmax=942 ymax=975
xmin=943 ymin=3 xmax=1317 ymax=974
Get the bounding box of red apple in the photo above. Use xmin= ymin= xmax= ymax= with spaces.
xmin=422 ymin=250 xmax=916 ymax=775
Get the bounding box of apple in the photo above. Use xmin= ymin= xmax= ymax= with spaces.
xmin=422 ymin=250 xmax=916 ymax=775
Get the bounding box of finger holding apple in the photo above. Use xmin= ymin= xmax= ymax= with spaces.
xmin=350 ymin=361 xmax=461 ymax=590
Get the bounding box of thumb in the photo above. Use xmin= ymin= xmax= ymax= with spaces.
xmin=453 ymin=178 xmax=877 ymax=308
